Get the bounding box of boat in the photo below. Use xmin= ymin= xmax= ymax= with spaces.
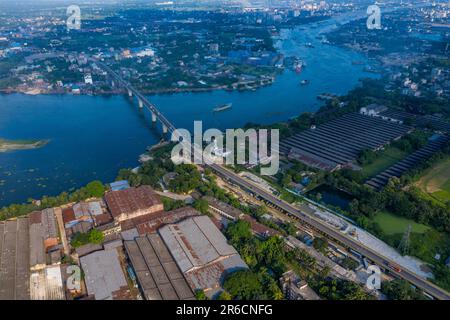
xmin=213 ymin=103 xmax=232 ymax=112
xmin=294 ymin=60 xmax=304 ymax=73
xmin=300 ymin=80 xmax=309 ymax=86
xmin=305 ymin=42 xmax=315 ymax=48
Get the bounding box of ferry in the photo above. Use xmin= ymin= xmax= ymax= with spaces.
xmin=213 ymin=103 xmax=232 ymax=112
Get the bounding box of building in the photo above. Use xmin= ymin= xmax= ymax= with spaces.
xmin=0 ymin=218 xmax=30 ymax=300
xmin=360 ymin=104 xmax=388 ymax=116
xmin=120 ymin=206 xmax=199 ymax=235
xmin=158 ymin=216 xmax=248 ymax=298
xmin=62 ymin=200 xmax=110 ymax=234
xmin=30 ymin=265 xmax=65 ymax=300
xmin=29 ymin=209 xmax=59 ymax=268
xmin=124 ymin=234 xmax=195 ymax=300
xmin=80 ymin=249 xmax=132 ymax=300
xmin=203 ymin=196 xmax=243 ymax=221
xmin=280 ymin=270 xmax=320 ymax=300
xmin=84 ymin=74 xmax=93 ymax=85
xmin=110 ymin=180 xmax=130 ymax=191
xmin=105 ymin=186 xmax=164 ymax=222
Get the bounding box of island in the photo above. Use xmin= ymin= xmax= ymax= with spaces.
xmin=0 ymin=138 xmax=49 ymax=152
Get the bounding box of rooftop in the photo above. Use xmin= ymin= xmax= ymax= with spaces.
xmin=124 ymin=234 xmax=195 ymax=300
xmin=105 ymin=186 xmax=163 ymax=221
xmin=0 ymin=218 xmax=30 ymax=300
xmin=120 ymin=206 xmax=200 ymax=235
xmin=158 ymin=216 xmax=248 ymax=298
xmin=80 ymin=249 xmax=131 ymax=300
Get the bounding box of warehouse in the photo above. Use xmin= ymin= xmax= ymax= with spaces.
xmin=0 ymin=218 xmax=30 ymax=300
xmin=158 ymin=216 xmax=248 ymax=298
xmin=80 ymin=249 xmax=132 ymax=300
xmin=280 ymin=113 xmax=411 ymax=171
xmin=124 ymin=233 xmax=195 ymax=300
xmin=105 ymin=186 xmax=164 ymax=222
xmin=120 ymin=206 xmax=200 ymax=235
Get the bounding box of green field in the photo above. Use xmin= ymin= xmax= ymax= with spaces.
xmin=373 ymin=211 xmax=430 ymax=236
xmin=361 ymin=147 xmax=408 ymax=178
xmin=416 ymin=155 xmax=450 ymax=205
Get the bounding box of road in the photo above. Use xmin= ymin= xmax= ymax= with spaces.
xmin=208 ymin=163 xmax=450 ymax=300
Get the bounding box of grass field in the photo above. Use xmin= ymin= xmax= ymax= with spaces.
xmin=415 ymin=155 xmax=450 ymax=205
xmin=361 ymin=147 xmax=408 ymax=178
xmin=373 ymin=211 xmax=430 ymax=236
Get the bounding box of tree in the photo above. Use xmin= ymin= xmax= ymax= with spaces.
xmin=88 ymin=229 xmax=104 ymax=244
xmin=225 ymin=220 xmax=253 ymax=245
xmin=217 ymin=291 xmax=232 ymax=300
xmin=223 ymin=270 xmax=263 ymax=300
xmin=85 ymin=181 xmax=105 ymax=197
xmin=381 ymin=279 xmax=425 ymax=300
xmin=193 ymin=199 xmax=210 ymax=215
xmin=312 ymin=237 xmax=328 ymax=254
xmin=195 ymin=289 xmax=209 ymax=300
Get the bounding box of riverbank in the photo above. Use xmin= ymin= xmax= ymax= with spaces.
xmin=0 ymin=77 xmax=276 ymax=97
xmin=0 ymin=138 xmax=49 ymax=152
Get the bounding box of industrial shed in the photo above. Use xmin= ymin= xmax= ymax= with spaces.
xmin=0 ymin=218 xmax=30 ymax=300
xmin=124 ymin=234 xmax=195 ymax=300
xmin=158 ymin=216 xmax=248 ymax=298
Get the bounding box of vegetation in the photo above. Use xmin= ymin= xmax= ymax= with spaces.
xmin=359 ymin=147 xmax=408 ymax=178
xmin=223 ymin=270 xmax=265 ymax=300
xmin=372 ymin=211 xmax=430 ymax=236
xmin=340 ymin=257 xmax=359 ymax=270
xmin=194 ymin=289 xmax=209 ymax=300
xmin=70 ymin=229 xmax=104 ymax=248
xmin=193 ymin=198 xmax=210 ymax=215
xmin=311 ymin=278 xmax=374 ymax=300
xmin=312 ymin=237 xmax=328 ymax=254
xmin=415 ymin=155 xmax=450 ymax=206
xmin=0 ymin=180 xmax=106 ymax=221
xmin=381 ymin=279 xmax=426 ymax=300
xmin=161 ymin=197 xmax=186 ymax=211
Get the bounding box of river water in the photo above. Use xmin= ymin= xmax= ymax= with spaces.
xmin=0 ymin=15 xmax=378 ymax=206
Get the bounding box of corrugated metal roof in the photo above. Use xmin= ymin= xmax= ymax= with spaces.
xmin=124 ymin=234 xmax=194 ymax=300
xmin=157 ymin=216 xmax=248 ymax=298
xmin=80 ymin=249 xmax=128 ymax=300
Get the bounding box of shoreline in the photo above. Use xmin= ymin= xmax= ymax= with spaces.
xmin=0 ymin=77 xmax=276 ymax=97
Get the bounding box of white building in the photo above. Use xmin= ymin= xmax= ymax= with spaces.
xmin=84 ymin=74 xmax=93 ymax=85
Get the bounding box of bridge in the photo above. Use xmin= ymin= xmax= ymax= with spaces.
xmin=96 ymin=60 xmax=176 ymax=134
xmin=96 ymin=60 xmax=449 ymax=300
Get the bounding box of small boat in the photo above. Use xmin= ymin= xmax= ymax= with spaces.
xmin=213 ymin=103 xmax=232 ymax=112
xmin=305 ymin=42 xmax=314 ymax=48
xmin=294 ymin=60 xmax=303 ymax=73
xmin=300 ymin=80 xmax=309 ymax=86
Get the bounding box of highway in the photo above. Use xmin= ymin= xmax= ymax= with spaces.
xmin=208 ymin=163 xmax=450 ymax=300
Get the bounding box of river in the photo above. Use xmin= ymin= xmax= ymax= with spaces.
xmin=0 ymin=14 xmax=379 ymax=206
